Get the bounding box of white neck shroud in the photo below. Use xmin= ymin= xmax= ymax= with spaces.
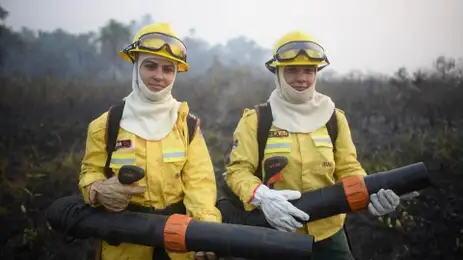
xmin=268 ymin=68 xmax=335 ymax=133
xmin=120 ymin=53 xmax=181 ymax=140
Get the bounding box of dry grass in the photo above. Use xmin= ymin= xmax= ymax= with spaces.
xmin=0 ymin=65 xmax=462 ymax=259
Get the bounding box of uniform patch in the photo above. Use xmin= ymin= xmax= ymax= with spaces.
xmin=115 ymin=139 xmax=132 ymax=150
xmin=322 ymin=162 xmax=333 ymax=168
xmin=232 ymin=136 xmax=238 ymax=149
xmin=269 ymin=130 xmax=289 ymax=138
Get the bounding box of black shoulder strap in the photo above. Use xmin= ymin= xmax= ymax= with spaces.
xmin=186 ymin=112 xmax=199 ymax=145
xmin=325 ymin=109 xmax=338 ymax=152
xmin=104 ymin=101 xmax=125 ymax=179
xmin=103 ymin=103 xmax=198 ymax=179
xmin=255 ymin=102 xmax=273 ymax=180
xmin=254 ymin=105 xmax=338 ymax=180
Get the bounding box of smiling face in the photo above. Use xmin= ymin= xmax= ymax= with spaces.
xmin=139 ymin=56 xmax=176 ymax=92
xmin=282 ymin=65 xmax=317 ymax=91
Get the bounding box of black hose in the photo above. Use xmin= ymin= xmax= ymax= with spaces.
xmin=239 ymin=162 xmax=431 ymax=227
xmin=46 ymin=196 xmax=314 ymax=260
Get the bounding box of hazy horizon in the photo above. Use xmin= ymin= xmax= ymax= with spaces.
xmin=3 ymin=0 xmax=463 ymax=75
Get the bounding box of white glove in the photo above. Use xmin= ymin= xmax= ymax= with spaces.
xmin=368 ymin=188 xmax=400 ymax=216
xmin=249 ymin=184 xmax=310 ymax=232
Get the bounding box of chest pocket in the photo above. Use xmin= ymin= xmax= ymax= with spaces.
xmin=310 ymin=129 xmax=335 ymax=171
xmin=161 ymin=133 xmax=187 ymax=173
xmin=110 ymin=132 xmax=136 ymax=169
xmin=161 ymin=135 xmax=187 ymax=198
xmin=163 ymin=149 xmax=186 ymax=163
xmin=264 ymin=129 xmax=292 ymax=154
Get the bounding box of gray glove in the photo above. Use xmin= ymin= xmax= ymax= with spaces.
xmin=249 ymin=184 xmax=310 ymax=232
xmin=368 ymin=189 xmax=420 ymax=216
xmin=368 ymin=188 xmax=400 ymax=216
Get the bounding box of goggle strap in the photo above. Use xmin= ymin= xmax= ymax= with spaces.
xmin=317 ymin=64 xmax=328 ymax=71
xmin=123 ymin=41 xmax=139 ymax=53
xmin=318 ymin=56 xmax=330 ymax=71
xmin=265 ymin=59 xmax=276 ymax=73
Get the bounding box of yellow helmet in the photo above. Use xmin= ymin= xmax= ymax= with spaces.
xmin=119 ymin=22 xmax=190 ymax=72
xmin=265 ymin=30 xmax=330 ymax=73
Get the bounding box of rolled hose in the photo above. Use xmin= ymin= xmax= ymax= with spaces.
xmin=242 ymin=162 xmax=432 ymax=227
xmin=46 ymin=196 xmax=314 ymax=260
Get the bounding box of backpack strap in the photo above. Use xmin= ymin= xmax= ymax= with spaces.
xmin=103 ymin=104 xmax=199 ymax=179
xmin=255 ymin=102 xmax=273 ymax=181
xmin=186 ymin=112 xmax=199 ymax=145
xmin=254 ymin=104 xmax=338 ymax=180
xmin=325 ymin=109 xmax=338 ymax=152
xmin=104 ymin=101 xmax=125 ymax=179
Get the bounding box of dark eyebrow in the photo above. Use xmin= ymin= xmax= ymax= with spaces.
xmin=143 ymin=60 xmax=174 ymax=68
xmin=142 ymin=60 xmax=156 ymax=65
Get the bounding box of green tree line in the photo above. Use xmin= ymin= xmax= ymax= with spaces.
xmin=0 ymin=5 xmax=269 ymax=82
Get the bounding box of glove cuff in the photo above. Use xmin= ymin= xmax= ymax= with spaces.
xmin=248 ymin=184 xmax=269 ymax=206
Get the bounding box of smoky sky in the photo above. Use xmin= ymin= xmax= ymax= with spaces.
xmin=3 ymin=0 xmax=463 ymax=74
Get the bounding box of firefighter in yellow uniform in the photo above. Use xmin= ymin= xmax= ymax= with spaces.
xmin=78 ymin=23 xmax=220 ymax=260
xmin=225 ymin=30 xmax=402 ymax=260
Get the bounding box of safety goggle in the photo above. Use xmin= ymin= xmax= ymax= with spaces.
xmin=265 ymin=41 xmax=330 ymax=73
xmin=274 ymin=41 xmax=327 ymax=62
xmin=122 ymin=32 xmax=187 ymax=62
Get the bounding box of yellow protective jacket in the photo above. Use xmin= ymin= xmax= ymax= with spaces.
xmin=78 ymin=102 xmax=221 ymax=260
xmin=225 ymin=107 xmax=366 ymax=242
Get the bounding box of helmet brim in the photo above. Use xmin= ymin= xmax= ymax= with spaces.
xmin=119 ymin=49 xmax=189 ymax=72
xmin=265 ymin=59 xmax=329 ymax=73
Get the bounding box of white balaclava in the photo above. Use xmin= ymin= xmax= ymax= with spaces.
xmin=268 ymin=67 xmax=335 ymax=133
xmin=119 ymin=53 xmax=181 ymax=140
